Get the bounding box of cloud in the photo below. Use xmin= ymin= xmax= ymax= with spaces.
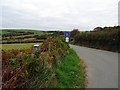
xmin=2 ymin=0 xmax=119 ymax=31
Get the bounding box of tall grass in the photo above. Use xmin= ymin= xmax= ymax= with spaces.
xmin=52 ymin=49 xmax=85 ymax=88
xmin=2 ymin=37 xmax=85 ymax=88
xmin=2 ymin=37 xmax=69 ymax=88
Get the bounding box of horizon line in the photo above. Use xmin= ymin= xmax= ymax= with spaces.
xmin=0 ymin=28 xmax=91 ymax=31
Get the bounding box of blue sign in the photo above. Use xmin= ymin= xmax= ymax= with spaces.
xmin=64 ymin=32 xmax=70 ymax=37
xmin=34 ymin=47 xmax=39 ymax=51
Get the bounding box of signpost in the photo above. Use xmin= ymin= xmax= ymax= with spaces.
xmin=64 ymin=32 xmax=70 ymax=42
xmin=34 ymin=44 xmax=39 ymax=51
xmin=65 ymin=37 xmax=69 ymax=42
xmin=64 ymin=32 xmax=70 ymax=37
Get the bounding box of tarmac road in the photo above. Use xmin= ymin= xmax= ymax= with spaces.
xmin=70 ymin=44 xmax=118 ymax=88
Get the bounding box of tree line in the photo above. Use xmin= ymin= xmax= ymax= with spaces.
xmin=70 ymin=26 xmax=120 ymax=52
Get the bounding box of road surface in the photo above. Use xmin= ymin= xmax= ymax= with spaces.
xmin=70 ymin=44 xmax=118 ymax=88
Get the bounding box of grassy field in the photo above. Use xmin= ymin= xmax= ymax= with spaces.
xmin=1 ymin=30 xmax=50 ymax=44
xmin=2 ymin=38 xmax=39 ymax=42
xmin=5 ymin=34 xmax=40 ymax=39
xmin=2 ymin=43 xmax=42 ymax=50
xmin=52 ymin=48 xmax=85 ymax=88
xmin=1 ymin=29 xmax=51 ymax=34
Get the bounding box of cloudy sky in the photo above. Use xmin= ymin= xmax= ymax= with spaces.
xmin=1 ymin=0 xmax=119 ymax=31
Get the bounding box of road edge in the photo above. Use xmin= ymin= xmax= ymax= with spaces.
xmin=69 ymin=44 xmax=88 ymax=88
xmin=78 ymin=56 xmax=88 ymax=88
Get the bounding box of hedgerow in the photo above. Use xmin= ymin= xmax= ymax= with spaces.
xmin=70 ymin=26 xmax=120 ymax=52
xmin=2 ymin=37 xmax=69 ymax=88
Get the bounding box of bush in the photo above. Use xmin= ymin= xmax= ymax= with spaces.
xmin=72 ymin=26 xmax=120 ymax=52
xmin=2 ymin=37 xmax=69 ymax=88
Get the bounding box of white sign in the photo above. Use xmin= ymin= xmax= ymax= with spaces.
xmin=34 ymin=44 xmax=39 ymax=47
xmin=65 ymin=37 xmax=69 ymax=42
xmin=34 ymin=44 xmax=40 ymax=51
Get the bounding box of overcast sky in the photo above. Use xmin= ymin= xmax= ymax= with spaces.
xmin=1 ymin=0 xmax=119 ymax=31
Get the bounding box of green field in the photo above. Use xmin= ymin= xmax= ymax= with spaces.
xmin=6 ymin=34 xmax=41 ymax=38
xmin=1 ymin=29 xmax=52 ymax=34
xmin=2 ymin=43 xmax=42 ymax=50
xmin=1 ymin=29 xmax=52 ymax=44
xmin=2 ymin=38 xmax=42 ymax=43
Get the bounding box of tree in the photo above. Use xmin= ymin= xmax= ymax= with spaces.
xmin=93 ymin=27 xmax=102 ymax=31
xmin=70 ymin=29 xmax=79 ymax=38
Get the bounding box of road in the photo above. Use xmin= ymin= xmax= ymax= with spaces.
xmin=70 ymin=44 xmax=118 ymax=88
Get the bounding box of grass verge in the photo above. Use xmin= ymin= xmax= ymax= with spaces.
xmin=51 ymin=48 xmax=85 ymax=88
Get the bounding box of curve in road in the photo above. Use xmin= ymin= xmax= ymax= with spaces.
xmin=70 ymin=44 xmax=118 ymax=88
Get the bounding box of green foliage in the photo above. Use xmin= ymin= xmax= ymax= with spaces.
xmin=2 ymin=37 xmax=71 ymax=88
xmin=71 ymin=26 xmax=120 ymax=52
xmin=70 ymin=29 xmax=80 ymax=38
xmin=52 ymin=49 xmax=85 ymax=88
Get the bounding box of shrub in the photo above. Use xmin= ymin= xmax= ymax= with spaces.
xmin=72 ymin=26 xmax=120 ymax=52
xmin=2 ymin=37 xmax=69 ymax=88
